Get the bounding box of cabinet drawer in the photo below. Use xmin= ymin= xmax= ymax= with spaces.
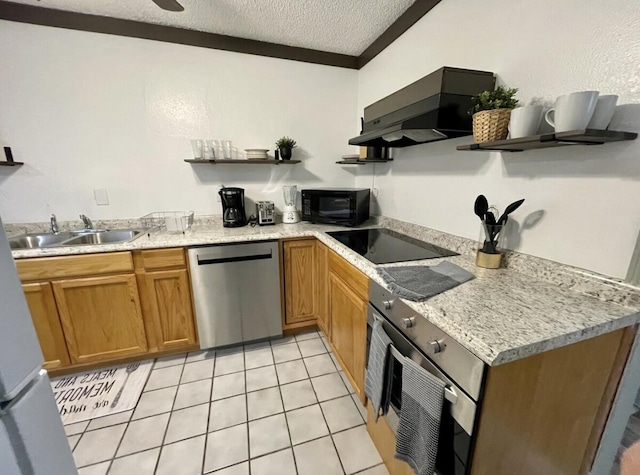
xmin=328 ymin=250 xmax=368 ymax=300
xmin=139 ymin=248 xmax=186 ymax=270
xmin=17 ymin=252 xmax=134 ymax=281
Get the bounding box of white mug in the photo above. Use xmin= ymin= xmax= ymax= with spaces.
xmin=509 ymin=105 xmax=544 ymax=138
xmin=545 ymin=91 xmax=599 ymax=132
xmin=587 ymin=95 xmax=618 ymax=130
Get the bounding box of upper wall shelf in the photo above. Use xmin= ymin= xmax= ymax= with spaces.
xmin=456 ymin=129 xmax=637 ymax=152
xmin=336 ymin=158 xmax=394 ymax=165
xmin=0 ymin=161 xmax=23 ymax=167
xmin=184 ymin=159 xmax=301 ymax=165
xmin=1 ymin=147 xmax=22 ymax=166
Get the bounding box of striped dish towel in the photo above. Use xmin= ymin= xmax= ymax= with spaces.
xmin=364 ymin=319 xmax=393 ymax=421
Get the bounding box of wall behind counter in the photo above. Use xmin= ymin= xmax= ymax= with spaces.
xmin=0 ymin=20 xmax=358 ymax=223
xmin=355 ymin=0 xmax=640 ymax=279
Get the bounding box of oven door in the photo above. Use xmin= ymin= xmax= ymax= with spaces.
xmin=302 ymin=191 xmax=355 ymax=225
xmin=367 ymin=305 xmax=477 ymax=475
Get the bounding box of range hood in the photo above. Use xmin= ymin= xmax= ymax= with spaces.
xmin=349 ymin=67 xmax=495 ymax=148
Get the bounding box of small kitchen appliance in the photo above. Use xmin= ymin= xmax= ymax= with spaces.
xmin=219 ymin=187 xmax=247 ymax=227
xmin=256 ymin=201 xmax=275 ymax=226
xmin=301 ymin=188 xmax=370 ymax=227
xmin=282 ymin=185 xmax=300 ymax=224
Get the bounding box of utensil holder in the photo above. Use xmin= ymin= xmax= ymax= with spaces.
xmin=476 ymin=222 xmax=503 ymax=269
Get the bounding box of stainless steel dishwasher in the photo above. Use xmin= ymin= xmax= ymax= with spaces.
xmin=188 ymin=241 xmax=282 ymax=349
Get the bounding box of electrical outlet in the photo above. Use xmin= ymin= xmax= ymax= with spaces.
xmin=94 ymin=188 xmax=109 ymax=206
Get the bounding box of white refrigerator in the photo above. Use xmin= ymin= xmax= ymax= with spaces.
xmin=0 ymin=217 xmax=77 ymax=475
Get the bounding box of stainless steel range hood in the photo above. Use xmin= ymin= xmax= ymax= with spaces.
xmin=349 ymin=67 xmax=495 ymax=148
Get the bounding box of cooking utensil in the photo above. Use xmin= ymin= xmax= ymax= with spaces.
xmin=474 ymin=195 xmax=488 ymax=221
xmin=152 ymin=0 xmax=184 ymax=11
xmin=497 ymin=199 xmax=525 ymax=225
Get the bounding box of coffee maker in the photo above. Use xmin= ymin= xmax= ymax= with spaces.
xmin=219 ymin=187 xmax=247 ymax=227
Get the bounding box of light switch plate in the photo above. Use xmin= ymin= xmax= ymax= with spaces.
xmin=94 ymin=188 xmax=109 ymax=206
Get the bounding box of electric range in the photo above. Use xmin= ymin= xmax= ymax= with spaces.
xmin=326 ymin=228 xmax=458 ymax=264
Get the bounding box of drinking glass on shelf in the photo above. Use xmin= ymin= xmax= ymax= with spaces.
xmin=190 ymin=139 xmax=204 ymax=160
xmin=203 ymin=140 xmax=214 ymax=160
xmin=221 ymin=140 xmax=233 ymax=160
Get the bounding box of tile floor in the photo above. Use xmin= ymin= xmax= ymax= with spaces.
xmin=65 ymin=329 xmax=389 ymax=475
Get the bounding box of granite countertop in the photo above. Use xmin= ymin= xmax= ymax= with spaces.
xmin=9 ymin=217 xmax=640 ymax=367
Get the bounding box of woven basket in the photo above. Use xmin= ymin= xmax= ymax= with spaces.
xmin=472 ymin=109 xmax=512 ymax=143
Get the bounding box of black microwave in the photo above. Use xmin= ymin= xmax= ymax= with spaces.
xmin=301 ymin=188 xmax=370 ymax=226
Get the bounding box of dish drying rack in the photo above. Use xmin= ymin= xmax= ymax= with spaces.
xmin=140 ymin=211 xmax=194 ymax=233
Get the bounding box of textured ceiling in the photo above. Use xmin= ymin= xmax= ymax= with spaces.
xmin=11 ymin=0 xmax=417 ymax=55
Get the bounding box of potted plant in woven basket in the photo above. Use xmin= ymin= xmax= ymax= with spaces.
xmin=469 ymin=86 xmax=519 ymax=143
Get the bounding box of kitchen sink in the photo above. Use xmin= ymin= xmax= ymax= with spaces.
xmin=9 ymin=229 xmax=144 ymax=249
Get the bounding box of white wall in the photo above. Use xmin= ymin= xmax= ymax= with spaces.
xmin=356 ymin=0 xmax=640 ymax=278
xmin=0 ymin=21 xmax=359 ymax=223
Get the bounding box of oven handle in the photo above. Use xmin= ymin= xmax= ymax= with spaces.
xmin=371 ymin=313 xmax=458 ymax=405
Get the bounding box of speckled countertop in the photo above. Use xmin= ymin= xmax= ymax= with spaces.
xmin=8 ymin=216 xmax=640 ymax=367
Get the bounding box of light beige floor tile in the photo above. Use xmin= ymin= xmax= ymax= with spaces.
xmin=248 ymin=413 xmax=290 ymax=458
xmin=270 ymin=335 xmax=296 ymax=346
xmin=144 ymin=365 xmax=183 ymax=391
xmin=244 ymin=347 xmax=274 ymax=370
xmin=86 ymin=410 xmax=133 ymax=431
xmin=156 ymin=435 xmax=206 ymax=475
xmin=321 ymin=396 xmax=365 ymax=433
xmin=293 ymin=436 xmax=344 ymax=475
xmin=286 ymin=404 xmax=329 ymax=445
xmin=116 ymin=412 xmax=170 ymax=457
xmin=304 ymin=354 xmax=337 ymax=377
xmin=72 ymin=423 xmax=126 ymax=467
xmin=280 ymin=380 xmax=317 ymax=411
xmin=154 ymin=353 xmax=187 ymax=369
xmin=311 ymin=373 xmax=348 ymax=402
xmin=247 ymin=387 xmax=283 ymax=420
xmin=109 ymin=448 xmax=160 ymax=475
xmin=295 ymin=328 xmax=319 ymax=341
xmin=212 ymin=372 xmax=245 ymax=401
xmin=276 ymin=359 xmax=309 ymax=385
xmin=358 ymin=465 xmax=391 ymax=475
xmin=244 ymin=341 xmax=271 ymax=351
xmin=208 ymin=461 xmax=249 ymax=474
xmin=64 ymin=420 xmax=88 ymax=436
xmin=329 ymin=353 xmax=340 ymax=368
xmin=181 ymin=359 xmax=215 ymax=384
xmin=67 ymin=434 xmax=80 ymax=451
xmin=131 ymin=386 xmax=177 ymax=420
xmin=76 ymin=461 xmax=110 ymax=475
xmin=214 ymin=352 xmax=245 ymax=376
xmin=272 ymin=343 xmax=302 ymax=363
xmin=209 ymin=394 xmax=247 ymax=432
xmin=164 ymin=403 xmax=209 ymax=444
xmin=250 ymin=448 xmax=296 ymax=475
xmin=298 ymin=339 xmax=327 ymax=358
xmin=352 ymin=393 xmax=367 ymax=420
xmin=186 ymin=349 xmax=215 ymax=363
xmin=204 ymin=423 xmax=249 ymax=473
xmin=174 ymin=378 xmax=212 ymax=409
xmin=339 ymin=371 xmax=356 ymax=395
xmin=246 ymin=365 xmax=278 ymax=392
xmin=216 ymin=346 xmax=244 ymax=357
xmin=333 ymin=425 xmax=382 ymax=474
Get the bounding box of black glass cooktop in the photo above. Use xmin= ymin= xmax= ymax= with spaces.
xmin=327 ymin=228 xmax=459 ymax=264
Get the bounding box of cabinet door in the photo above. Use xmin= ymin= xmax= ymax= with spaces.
xmin=284 ymin=240 xmax=317 ymax=325
xmin=143 ymin=269 xmax=197 ymax=351
xmin=315 ymin=241 xmax=330 ymax=336
xmin=329 ymin=271 xmax=368 ymax=402
xmin=22 ymin=282 xmax=71 ymax=370
xmin=53 ymin=274 xmax=148 ymax=364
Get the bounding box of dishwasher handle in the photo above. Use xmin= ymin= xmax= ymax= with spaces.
xmin=197 ymin=251 xmax=273 ymax=266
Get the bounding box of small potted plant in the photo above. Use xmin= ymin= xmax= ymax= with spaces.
xmin=469 ymin=86 xmax=519 ymax=143
xmin=276 ymin=136 xmax=297 ymax=160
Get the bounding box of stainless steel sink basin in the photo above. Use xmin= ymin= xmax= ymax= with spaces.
xmin=9 ymin=229 xmax=144 ymax=249
xmin=62 ymin=229 xmax=143 ymax=246
xmin=9 ymin=232 xmax=74 ymax=250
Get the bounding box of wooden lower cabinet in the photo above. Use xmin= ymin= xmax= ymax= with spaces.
xmin=52 ymin=274 xmax=148 ymax=364
xmin=22 ymin=282 xmax=71 ymax=370
xmin=283 ymin=240 xmax=317 ymax=325
xmin=140 ymin=269 xmax=197 ymax=351
xmin=328 ymin=266 xmax=368 ymax=403
xmin=315 ymin=241 xmax=330 ymax=336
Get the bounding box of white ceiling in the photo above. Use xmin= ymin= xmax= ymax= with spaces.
xmin=14 ymin=0 xmax=417 ymax=55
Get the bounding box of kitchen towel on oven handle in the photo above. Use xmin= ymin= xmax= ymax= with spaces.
xmin=365 ymin=318 xmax=393 ymax=421
xmin=395 ymin=356 xmax=445 ymax=475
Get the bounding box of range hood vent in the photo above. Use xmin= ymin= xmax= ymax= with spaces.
xmin=349 ymin=67 xmax=495 ymax=148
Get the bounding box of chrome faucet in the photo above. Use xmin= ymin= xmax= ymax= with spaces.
xmin=79 ymin=214 xmax=93 ymax=230
xmin=50 ymin=214 xmax=59 ymax=235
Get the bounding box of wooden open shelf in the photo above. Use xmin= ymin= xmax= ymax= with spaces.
xmin=185 ymin=159 xmax=300 ymax=165
xmin=336 ymin=159 xmax=394 ymax=165
xmin=0 ymin=161 xmax=23 ymax=167
xmin=456 ymin=129 xmax=637 ymax=152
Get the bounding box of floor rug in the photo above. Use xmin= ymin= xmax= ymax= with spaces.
xmin=50 ymin=360 xmax=153 ymax=425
